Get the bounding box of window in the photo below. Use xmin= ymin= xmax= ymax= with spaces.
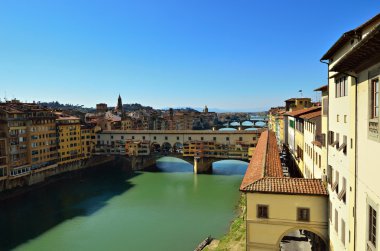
xmin=121 ymin=136 xmax=124 ymax=140
xmin=337 ymin=115 xmax=339 ymax=122
xmin=335 ymin=209 xmax=339 ymax=233
xmin=371 ymin=79 xmax=379 ymax=119
xmin=177 ymin=137 xmax=180 ymax=140
xmin=226 ymin=137 xmax=229 ymax=141
xmin=201 ymin=137 xmax=204 ymax=141
xmin=369 ymin=205 xmax=377 ymax=247
xmin=342 ymin=219 xmax=346 ymax=245
xmin=143 ymin=136 xmax=145 ymax=140
xmin=329 ymin=200 xmax=332 ymax=222
xmin=336 ymin=76 xmax=348 ymax=98
xmin=297 ymin=208 xmax=310 ymax=221
xmin=188 ymin=137 xmax=191 ymax=140
xmin=257 ymin=205 xmax=268 ymax=219
xmin=165 ymin=136 xmax=168 ymax=140
xmin=323 ymin=97 xmax=329 ymax=116
xmin=328 ymin=131 xmax=335 ymax=145
xmin=213 ymin=137 xmax=216 ymax=141
xmin=289 ymin=120 xmax=294 ymax=128
xmin=154 ymin=136 xmax=157 ymax=140
xmin=239 ymin=137 xmax=243 ymax=141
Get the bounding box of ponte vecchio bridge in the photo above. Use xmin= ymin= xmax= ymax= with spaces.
xmin=95 ymin=130 xmax=263 ymax=173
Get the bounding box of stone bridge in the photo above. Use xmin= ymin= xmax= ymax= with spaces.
xmin=95 ymin=130 xmax=260 ymax=173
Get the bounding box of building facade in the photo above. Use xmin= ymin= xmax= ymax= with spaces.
xmin=321 ymin=13 xmax=380 ymax=251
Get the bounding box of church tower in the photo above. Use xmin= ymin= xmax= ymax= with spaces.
xmin=116 ymin=94 xmax=123 ymax=113
xmin=203 ymin=105 xmax=208 ymax=113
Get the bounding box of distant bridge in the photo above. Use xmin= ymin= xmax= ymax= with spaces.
xmin=95 ymin=130 xmax=262 ymax=173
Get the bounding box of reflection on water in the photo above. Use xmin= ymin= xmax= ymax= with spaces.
xmin=0 ymin=159 xmax=245 ymax=251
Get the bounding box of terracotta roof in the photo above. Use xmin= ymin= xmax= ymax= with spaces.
xmin=240 ymin=130 xmax=327 ymax=196
xmin=314 ymin=85 xmax=328 ymax=92
xmin=240 ymin=130 xmax=283 ymax=190
xmin=243 ymin=177 xmax=328 ymax=196
xmin=285 ymin=97 xmax=310 ymax=102
xmin=285 ymin=106 xmax=321 ymax=117
xmin=321 ymin=13 xmax=380 ymax=60
xmin=299 ymin=110 xmax=321 ymax=120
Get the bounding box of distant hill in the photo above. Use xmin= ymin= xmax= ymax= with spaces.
xmin=121 ymin=103 xmax=154 ymax=112
xmin=37 ymin=101 xmax=95 ymax=112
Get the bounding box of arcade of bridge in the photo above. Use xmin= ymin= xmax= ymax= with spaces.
xmin=98 ymin=130 xmax=263 ymax=148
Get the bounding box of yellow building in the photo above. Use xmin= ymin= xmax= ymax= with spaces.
xmin=286 ymin=106 xmax=320 ymax=177
xmin=268 ymin=107 xmax=286 ymax=145
xmin=240 ymin=130 xmax=328 ymax=250
xmin=125 ymin=140 xmax=150 ymax=156
xmin=80 ymin=124 xmax=96 ymax=159
xmin=56 ymin=114 xmax=83 ymax=165
xmin=28 ymin=106 xmax=58 ymax=174
xmin=285 ymin=97 xmax=312 ymax=112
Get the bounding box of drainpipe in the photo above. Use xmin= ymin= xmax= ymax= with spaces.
xmin=354 ymin=74 xmax=358 ymax=251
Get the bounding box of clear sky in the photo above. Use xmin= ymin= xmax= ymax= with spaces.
xmin=0 ymin=1 xmax=379 ymax=111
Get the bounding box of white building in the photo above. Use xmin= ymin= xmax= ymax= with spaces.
xmin=321 ymin=13 xmax=380 ymax=251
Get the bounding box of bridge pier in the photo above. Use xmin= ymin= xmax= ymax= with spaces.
xmin=193 ymin=157 xmax=213 ymax=174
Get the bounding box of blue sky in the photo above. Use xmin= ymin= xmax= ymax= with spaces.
xmin=0 ymin=1 xmax=379 ymax=111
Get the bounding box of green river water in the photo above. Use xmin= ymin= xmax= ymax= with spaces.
xmin=0 ymin=157 xmax=247 ymax=251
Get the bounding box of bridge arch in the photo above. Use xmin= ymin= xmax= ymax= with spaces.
xmin=156 ymin=156 xmax=194 ymax=172
xmin=277 ymin=226 xmax=328 ymax=251
xmin=161 ymin=142 xmax=172 ymax=152
xmin=173 ymin=142 xmax=183 ymax=153
xmin=151 ymin=142 xmax=161 ymax=153
xmin=241 ymin=121 xmax=254 ymax=127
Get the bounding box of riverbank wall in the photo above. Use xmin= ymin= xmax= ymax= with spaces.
xmin=0 ymin=155 xmax=115 ymax=200
xmin=203 ymin=193 xmax=246 ymax=251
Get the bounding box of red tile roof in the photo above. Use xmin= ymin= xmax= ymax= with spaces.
xmin=299 ymin=110 xmax=321 ymax=120
xmin=285 ymin=106 xmax=321 ymax=117
xmin=243 ymin=177 xmax=328 ymax=196
xmin=240 ymin=130 xmax=327 ymax=196
xmin=314 ymin=85 xmax=328 ymax=92
xmin=240 ymin=130 xmax=283 ymax=190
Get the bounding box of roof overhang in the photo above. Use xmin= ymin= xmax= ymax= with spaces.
xmin=314 ymin=85 xmax=328 ymax=92
xmin=331 ymin=24 xmax=380 ymax=73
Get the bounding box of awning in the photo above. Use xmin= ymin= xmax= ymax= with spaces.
xmin=331 ymin=24 xmax=380 ymax=73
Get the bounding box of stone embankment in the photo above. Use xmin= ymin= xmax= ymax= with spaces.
xmin=203 ymin=193 xmax=246 ymax=251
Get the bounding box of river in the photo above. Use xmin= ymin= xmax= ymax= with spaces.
xmin=0 ymin=157 xmax=247 ymax=251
